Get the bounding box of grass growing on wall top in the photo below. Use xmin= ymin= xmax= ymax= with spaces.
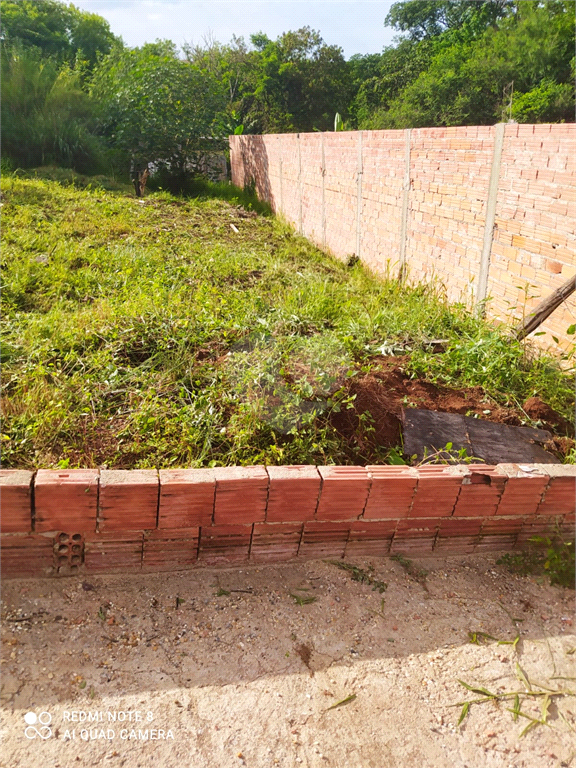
xmin=1 ymin=173 xmax=573 ymax=469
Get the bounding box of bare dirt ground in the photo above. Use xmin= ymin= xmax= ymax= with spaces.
xmin=1 ymin=553 xmax=575 ymax=768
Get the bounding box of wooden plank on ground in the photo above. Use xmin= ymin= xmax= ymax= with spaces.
xmin=402 ymin=409 xmax=559 ymax=464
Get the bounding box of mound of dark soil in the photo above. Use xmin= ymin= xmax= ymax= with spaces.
xmin=331 ymin=357 xmax=573 ymax=462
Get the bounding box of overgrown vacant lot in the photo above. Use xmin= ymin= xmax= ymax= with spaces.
xmin=1 ymin=174 xmax=574 ymax=469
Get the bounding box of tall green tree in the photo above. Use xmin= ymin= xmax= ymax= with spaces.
xmin=91 ymin=42 xmax=226 ymax=178
xmin=247 ymin=28 xmax=352 ymax=132
xmin=385 ymin=0 xmax=513 ymax=41
xmin=349 ymin=39 xmax=434 ymax=127
xmin=187 ymin=28 xmax=352 ymax=134
xmin=365 ymin=0 xmax=574 ymax=128
xmin=1 ymin=0 xmax=119 ymax=68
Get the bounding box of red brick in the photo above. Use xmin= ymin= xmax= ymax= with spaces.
xmin=453 ymin=467 xmax=507 ymax=517
xmin=558 ymin=515 xmax=575 ymax=540
xmin=158 ymin=469 xmax=214 ymax=528
xmin=537 ymin=474 xmax=575 ymax=516
xmin=364 ymin=466 xmax=417 ymax=519
xmin=514 ymin=516 xmax=564 ymax=548
xmin=99 ymin=470 xmax=158 ymax=531
xmin=250 ymin=522 xmax=302 ymax=563
xmin=53 ymin=531 xmax=85 ymax=575
xmin=495 ymin=469 xmax=548 ymax=516
xmin=481 ymin=517 xmax=524 ymax=536
xmin=410 ymin=468 xmax=462 ymax=518
xmin=265 ymin=465 xmax=321 ymax=522
xmin=0 ymin=533 xmax=55 ymax=577
xmin=392 ymin=518 xmax=439 ymax=554
xmin=474 ymin=516 xmax=523 ymax=552
xmin=438 ymin=517 xmax=483 ymax=537
xmin=345 ymin=520 xmax=397 ymax=557
xmin=35 ymin=469 xmax=99 ymax=533
xmin=213 ymin=466 xmax=268 ymax=525
xmin=394 ymin=518 xmax=440 ymax=538
xmin=232 ymin=128 xmax=574 ymax=358
xmin=299 ymin=521 xmax=350 ymax=559
xmin=0 ymin=470 xmax=33 ymax=533
xmin=197 ymin=524 xmax=252 ymax=565
xmin=391 ymin=537 xmax=436 ymax=555
xmin=316 ymin=466 xmax=371 ymax=521
xmin=475 ymin=535 xmax=517 ymax=552
xmin=84 ymin=531 xmax=143 ymax=573
xmin=434 ymin=537 xmax=477 ymax=554
xmin=142 ymin=527 xmax=199 ymax=572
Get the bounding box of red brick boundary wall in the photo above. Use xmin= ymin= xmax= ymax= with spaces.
xmin=229 ymin=125 xmax=575 ymax=356
xmin=1 ymin=465 xmax=574 ymax=577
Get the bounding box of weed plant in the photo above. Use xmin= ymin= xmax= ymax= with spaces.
xmin=1 ymin=174 xmax=573 ymax=469
xmin=497 ymin=533 xmax=575 ymax=588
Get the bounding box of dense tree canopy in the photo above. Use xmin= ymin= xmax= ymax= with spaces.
xmin=1 ymin=0 xmax=118 ymax=67
xmin=186 ymin=27 xmax=352 ymax=133
xmin=1 ymin=0 xmax=573 ymax=180
xmin=384 ymin=0 xmax=512 ymax=40
xmin=363 ymin=0 xmax=575 ymax=128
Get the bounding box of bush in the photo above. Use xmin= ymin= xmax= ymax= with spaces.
xmin=1 ymin=44 xmax=105 ymax=173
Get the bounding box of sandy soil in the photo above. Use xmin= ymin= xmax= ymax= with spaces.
xmin=1 ymin=553 xmax=575 ymax=768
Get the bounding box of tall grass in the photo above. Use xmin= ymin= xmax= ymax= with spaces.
xmin=1 ymin=45 xmax=104 ymax=173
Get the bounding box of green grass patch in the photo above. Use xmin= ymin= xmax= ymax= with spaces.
xmin=497 ymin=533 xmax=575 ymax=588
xmin=1 ymin=173 xmax=573 ymax=469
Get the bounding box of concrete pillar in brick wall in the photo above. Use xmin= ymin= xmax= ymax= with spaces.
xmin=279 ymin=136 xmax=283 ymax=213
xmin=356 ymin=131 xmax=363 ymax=260
xmin=399 ymin=129 xmax=412 ymax=280
xmin=297 ymin=134 xmax=303 ymax=234
xmin=321 ymin=133 xmax=326 ymax=249
xmin=477 ymin=122 xmax=505 ymax=311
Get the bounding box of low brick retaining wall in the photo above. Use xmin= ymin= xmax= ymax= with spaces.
xmin=1 ymin=465 xmax=574 ymax=577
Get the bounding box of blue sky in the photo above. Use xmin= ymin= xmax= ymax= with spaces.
xmin=72 ymin=0 xmax=398 ymax=58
